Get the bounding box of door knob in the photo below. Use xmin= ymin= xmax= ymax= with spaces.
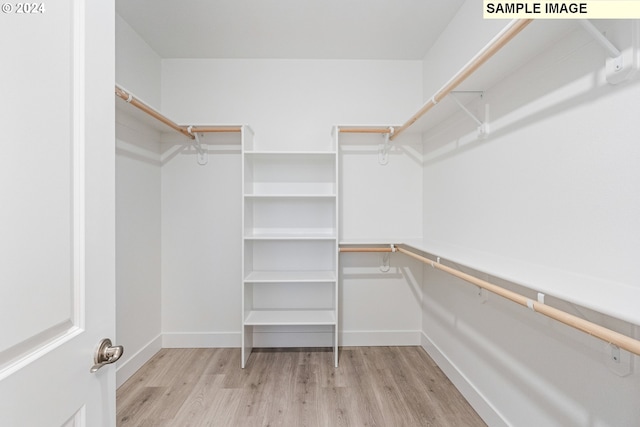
xmin=90 ymin=338 xmax=124 ymax=373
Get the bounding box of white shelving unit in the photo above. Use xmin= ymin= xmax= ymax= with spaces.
xmin=241 ymin=135 xmax=339 ymax=368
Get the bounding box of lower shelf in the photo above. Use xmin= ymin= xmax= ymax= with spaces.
xmin=244 ymin=309 xmax=336 ymax=326
xmin=244 ymin=270 xmax=336 ymax=282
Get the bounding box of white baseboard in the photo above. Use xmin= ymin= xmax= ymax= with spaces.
xmin=116 ymin=334 xmax=162 ymax=388
xmin=420 ymin=332 xmax=507 ymax=427
xmin=160 ymin=329 xmax=421 ymax=349
xmin=162 ymin=332 xmax=241 ymax=348
xmin=341 ymin=330 xmax=421 ymax=346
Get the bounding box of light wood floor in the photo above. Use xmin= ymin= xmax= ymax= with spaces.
xmin=117 ymin=346 xmax=486 ymax=426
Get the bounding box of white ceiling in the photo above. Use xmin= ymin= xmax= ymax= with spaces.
xmin=115 ymin=0 xmax=465 ymax=60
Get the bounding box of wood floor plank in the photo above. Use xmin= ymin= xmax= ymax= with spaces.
xmin=337 ymin=347 xmax=386 ymax=426
xmin=117 ymin=386 xmax=166 ymax=426
xmin=262 ymin=350 xmax=300 ymax=427
xmin=169 ymin=374 xmax=226 ymax=426
xmin=197 ymin=388 xmax=245 ymax=427
xmin=117 ymin=346 xmax=486 ymax=427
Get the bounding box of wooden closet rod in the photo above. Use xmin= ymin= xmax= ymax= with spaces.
xmin=390 ymin=19 xmax=532 ymax=141
xmin=115 ymin=86 xmax=195 ymax=140
xmin=339 ymin=247 xmax=394 ymax=253
xmin=339 ymin=127 xmax=394 ymax=134
xmin=115 ymin=86 xmax=242 ymax=138
xmin=191 ymin=126 xmax=242 ymax=133
xmin=341 ymin=245 xmax=640 ymax=356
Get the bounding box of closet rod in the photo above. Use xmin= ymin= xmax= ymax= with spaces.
xmin=115 ymin=86 xmax=195 ymax=140
xmin=339 ymin=127 xmax=394 ymax=134
xmin=115 ymin=86 xmax=242 ymax=138
xmin=390 ymin=19 xmax=532 ymax=141
xmin=341 ymin=245 xmax=640 ymax=357
xmin=190 ymin=125 xmax=242 ymax=133
xmin=339 ymin=247 xmax=394 ymax=253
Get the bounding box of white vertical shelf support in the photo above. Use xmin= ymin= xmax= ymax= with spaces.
xmin=241 ymin=125 xmax=254 ymax=368
xmin=241 ymin=130 xmax=339 ymax=368
xmin=333 ymin=128 xmax=340 ymax=368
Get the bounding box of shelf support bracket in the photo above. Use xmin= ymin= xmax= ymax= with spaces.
xmin=378 ymin=127 xmax=394 ymax=165
xmin=450 ymin=91 xmax=489 ymax=139
xmin=379 ymin=244 xmax=397 ymax=272
xmin=579 ymin=20 xmax=633 ymax=85
xmin=188 ymin=126 xmax=208 ymax=165
xmin=380 ymin=252 xmax=391 ymax=272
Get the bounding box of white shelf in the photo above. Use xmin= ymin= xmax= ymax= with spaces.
xmin=244 ymin=270 xmax=336 ymax=283
xmin=244 ymin=231 xmax=336 ymax=240
xmin=401 ymin=21 xmax=574 ymax=136
xmin=401 ymin=238 xmax=640 ymax=327
xmin=244 ymin=153 xmax=336 ymax=198
xmin=244 ymin=197 xmax=336 ymax=239
xmin=244 ymin=240 xmax=336 ymax=273
xmin=244 ymin=310 xmax=336 ymax=326
xmin=339 ymin=238 xmax=415 ymax=246
xmin=244 ymin=193 xmax=336 ymax=198
xmin=244 ymin=150 xmax=336 ymax=155
xmin=241 ymin=135 xmax=339 ymax=368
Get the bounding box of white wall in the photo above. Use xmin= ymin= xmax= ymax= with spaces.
xmin=160 ymin=132 xmax=242 ymax=347
xmin=115 ymin=112 xmax=163 ymax=387
xmin=339 ymin=131 xmax=424 ymax=345
xmin=161 ymin=59 xmax=421 ymax=148
xmin=420 ymin=5 xmax=640 ymax=425
xmin=115 ymin=14 xmax=162 ymax=109
xmin=160 ymin=59 xmax=425 ymax=347
xmin=115 ymin=15 xmax=163 ymax=387
xmin=421 ymin=1 xmax=506 ymax=101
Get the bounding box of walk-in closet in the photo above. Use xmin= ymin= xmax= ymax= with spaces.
xmin=2 ymin=1 xmax=639 ymax=426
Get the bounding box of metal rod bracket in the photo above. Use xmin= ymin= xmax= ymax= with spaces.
xmin=188 ymin=126 xmax=208 ymax=166
xmin=450 ymin=91 xmax=489 ymax=139
xmin=580 ymin=20 xmax=637 ymax=85
xmin=378 ymin=127 xmax=394 ymax=165
xmin=380 ymin=252 xmax=391 ymax=272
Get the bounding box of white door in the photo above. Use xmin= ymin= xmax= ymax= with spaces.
xmin=0 ymin=1 xmax=116 ymax=426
